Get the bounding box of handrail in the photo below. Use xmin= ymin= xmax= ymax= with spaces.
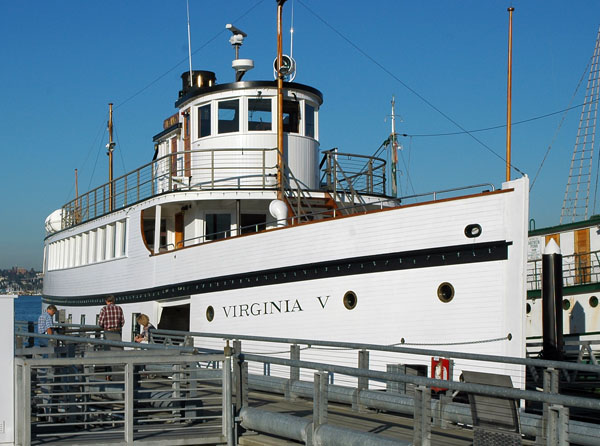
xmin=399 ymin=183 xmax=496 ymax=203
xmin=57 ymin=147 xmax=391 ymax=232
xmin=527 ymin=249 xmax=600 ymax=289
xmin=151 ymin=328 xmax=600 ymax=374
xmin=60 ymin=147 xmax=280 ymax=230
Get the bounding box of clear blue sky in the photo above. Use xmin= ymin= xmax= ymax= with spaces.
xmin=1 ymin=0 xmax=599 ymax=270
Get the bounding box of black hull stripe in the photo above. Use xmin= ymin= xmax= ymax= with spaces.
xmin=44 ymin=240 xmax=511 ymax=306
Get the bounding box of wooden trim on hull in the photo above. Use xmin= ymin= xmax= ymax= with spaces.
xmin=44 ymin=239 xmax=511 ymax=307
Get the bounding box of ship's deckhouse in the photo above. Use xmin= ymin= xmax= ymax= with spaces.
xmin=153 ymin=71 xmax=324 ymax=192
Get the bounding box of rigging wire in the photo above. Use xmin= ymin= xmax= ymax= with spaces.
xmin=114 ymin=0 xmax=265 ymax=110
xmin=113 ymin=123 xmax=127 ymax=176
xmin=401 ymin=101 xmax=595 ymax=138
xmin=530 ymin=57 xmax=592 ymax=191
xmin=69 ymin=0 xmax=265 ymax=201
xmin=87 ymin=126 xmax=107 ymax=191
xmin=64 ymin=114 xmax=108 ymax=203
xmin=401 ymin=137 xmax=415 ymax=196
xmin=297 ymin=0 xmax=526 ymax=175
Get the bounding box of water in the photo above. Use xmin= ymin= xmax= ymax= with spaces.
xmin=15 ymin=295 xmax=42 ymax=323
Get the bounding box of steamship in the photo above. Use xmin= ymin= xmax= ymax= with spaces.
xmin=42 ymin=12 xmax=530 ymax=385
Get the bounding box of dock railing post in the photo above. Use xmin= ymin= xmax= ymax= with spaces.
xmin=413 ymin=385 xmax=432 ymax=446
xmin=546 ymin=404 xmax=569 ymax=446
xmin=539 ymin=367 xmax=559 ymax=445
xmin=313 ymin=371 xmax=328 ymax=442
xmin=223 ymin=343 xmax=234 ymax=446
xmin=286 ymin=344 xmax=300 ymax=401
xmin=124 ymin=361 xmax=134 ymax=444
xmin=354 ymin=349 xmax=369 ymax=412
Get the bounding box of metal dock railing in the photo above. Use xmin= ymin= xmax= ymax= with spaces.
xmin=10 ymin=323 xmax=600 ymax=445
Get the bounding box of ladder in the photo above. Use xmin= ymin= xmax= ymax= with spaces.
xmin=560 ymin=26 xmax=600 ymax=223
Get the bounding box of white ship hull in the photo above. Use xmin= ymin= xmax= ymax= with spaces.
xmin=44 ymin=177 xmax=529 ymax=386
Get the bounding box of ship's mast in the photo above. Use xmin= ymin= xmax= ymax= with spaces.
xmin=390 ymin=96 xmax=399 ymax=197
xmin=505 ymin=7 xmax=514 ymax=182
xmin=276 ymin=0 xmax=287 ymax=200
xmin=560 ymin=26 xmax=600 ymax=223
xmin=107 ymin=103 xmax=116 ymax=212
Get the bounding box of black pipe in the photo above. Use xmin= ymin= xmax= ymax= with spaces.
xmin=541 ymin=243 xmax=564 ymax=361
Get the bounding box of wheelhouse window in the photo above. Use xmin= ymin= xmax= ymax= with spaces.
xmin=218 ymin=99 xmax=239 ymax=134
xmin=198 ymin=104 xmax=211 ymax=138
xmin=283 ymin=100 xmax=299 ymax=133
xmin=305 ymin=103 xmax=315 ymax=138
xmin=248 ymin=98 xmax=272 ymax=131
xmin=206 ymin=213 xmax=231 ymax=241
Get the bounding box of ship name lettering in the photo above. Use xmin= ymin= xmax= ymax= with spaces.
xmin=222 ymin=299 xmax=303 ymax=318
xmin=316 ymin=295 xmax=330 ymax=308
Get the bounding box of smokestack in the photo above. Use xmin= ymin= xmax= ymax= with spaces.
xmin=541 ymin=239 xmax=564 ymax=361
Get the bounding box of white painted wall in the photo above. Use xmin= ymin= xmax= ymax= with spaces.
xmin=0 ymin=295 xmax=16 ymax=445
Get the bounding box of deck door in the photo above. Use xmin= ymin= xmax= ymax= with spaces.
xmin=175 ymin=212 xmax=184 ymax=249
xmin=170 ymin=137 xmax=178 ymax=177
xmin=574 ymin=229 xmax=590 ymax=284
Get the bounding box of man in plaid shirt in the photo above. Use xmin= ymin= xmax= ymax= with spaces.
xmin=37 ymin=304 xmax=57 ymax=347
xmin=98 ymin=295 xmax=124 ymax=341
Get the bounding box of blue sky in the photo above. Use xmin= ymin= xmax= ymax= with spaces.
xmin=1 ymin=0 xmax=599 ymax=270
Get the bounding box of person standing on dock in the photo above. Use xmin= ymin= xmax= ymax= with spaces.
xmin=37 ymin=304 xmax=57 ymax=347
xmin=98 ymin=295 xmax=124 ymax=342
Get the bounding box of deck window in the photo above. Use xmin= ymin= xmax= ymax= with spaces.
xmin=248 ymin=98 xmax=272 ymax=131
xmin=218 ymin=99 xmax=239 ymax=134
xmin=283 ymin=100 xmax=299 ymax=133
xmin=206 ymin=213 xmax=231 ymax=241
xmin=241 ymin=213 xmax=267 ymax=234
xmin=198 ymin=104 xmax=211 ymax=138
xmin=305 ymin=103 xmax=315 ymax=137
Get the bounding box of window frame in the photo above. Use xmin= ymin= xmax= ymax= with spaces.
xmin=217 ymin=99 xmax=240 ymax=134
xmin=248 ymin=97 xmax=273 ymax=132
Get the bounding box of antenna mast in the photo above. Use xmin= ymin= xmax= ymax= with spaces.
xmin=186 ymin=0 xmax=193 ymax=87
xmin=390 ymin=96 xmax=399 ymax=197
xmin=107 ymin=103 xmax=116 ymax=212
xmin=560 ymin=26 xmax=600 ymax=223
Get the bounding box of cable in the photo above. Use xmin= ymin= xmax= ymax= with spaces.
xmin=400 ymin=136 xmax=415 ymax=196
xmin=114 ymin=0 xmax=266 ymax=110
xmin=114 ymin=124 xmax=127 ymax=176
xmin=87 ymin=126 xmax=107 ymax=191
xmin=402 ymin=101 xmax=595 ymax=138
xmin=530 ymin=58 xmax=592 ymax=191
xmin=298 ymin=0 xmax=525 ymax=175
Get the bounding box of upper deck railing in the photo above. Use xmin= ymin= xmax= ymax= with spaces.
xmin=527 ymin=250 xmax=600 ymax=291
xmin=59 ymin=148 xmax=388 ymax=231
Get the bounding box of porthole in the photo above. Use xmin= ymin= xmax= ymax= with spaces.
xmin=464 ymin=224 xmax=482 ymax=238
xmin=590 ymin=296 xmax=599 ymax=308
xmin=562 ymin=299 xmax=570 ymax=311
xmin=526 ymin=303 xmax=531 ymax=314
xmin=437 ymin=282 xmax=455 ymax=303
xmin=206 ymin=306 xmax=215 ymax=322
xmin=343 ymin=291 xmax=358 ymax=310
